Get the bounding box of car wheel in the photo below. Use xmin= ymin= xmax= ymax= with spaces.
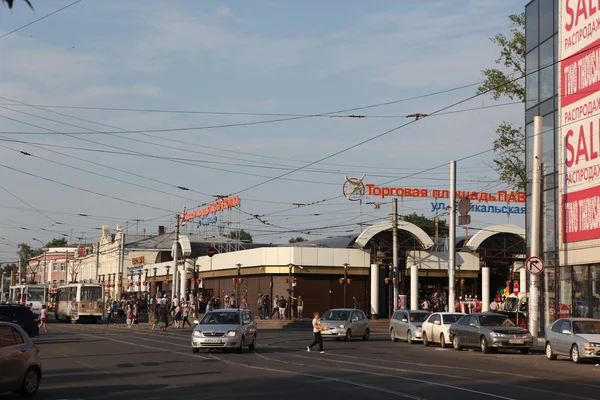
xmin=545 ymin=342 xmax=557 ymax=360
xmin=345 ymin=329 xmax=351 ymax=341
xmin=452 ymin=335 xmax=462 ymax=351
xmin=192 ymin=348 xmax=200 ymax=353
xmin=440 ymin=333 xmax=446 ymax=348
xmin=20 ymin=367 xmax=40 ymax=397
xmin=480 ymin=336 xmax=490 ymax=354
xmin=249 ymin=334 xmax=257 ymax=351
xmin=423 ymin=332 xmax=429 ymax=346
xmin=520 ymin=348 xmax=529 ymax=355
xmin=237 ymin=336 xmax=245 ymax=354
xmin=362 ymin=329 xmax=370 ymax=341
xmin=571 ymin=344 xmax=582 ymax=364
xmin=407 ymin=330 xmax=413 ymax=344
xmin=390 ymin=329 xmax=397 ymax=342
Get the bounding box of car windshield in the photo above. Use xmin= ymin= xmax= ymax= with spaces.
xmin=200 ymin=312 xmax=240 ymax=325
xmin=27 ymin=288 xmax=45 ymax=303
xmin=573 ymin=321 xmax=600 ymax=334
xmin=321 ymin=310 xmax=350 ymax=321
xmin=442 ymin=314 xmax=463 ymax=324
xmin=409 ymin=313 xmax=429 ymax=322
xmin=480 ymin=315 xmax=515 ymax=327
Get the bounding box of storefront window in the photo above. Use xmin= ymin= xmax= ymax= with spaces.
xmin=573 ymin=266 xmax=591 ymax=317
xmin=592 ymin=266 xmax=600 ymax=319
xmin=559 ymin=267 xmax=572 ymax=318
xmin=544 ymin=267 xmax=557 ymax=324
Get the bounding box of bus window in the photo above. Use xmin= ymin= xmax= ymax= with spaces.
xmin=81 ymin=287 xmax=102 ymax=302
xmin=27 ymin=287 xmax=45 ymax=303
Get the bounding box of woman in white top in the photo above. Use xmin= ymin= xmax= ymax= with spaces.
xmin=306 ymin=311 xmax=325 ymax=354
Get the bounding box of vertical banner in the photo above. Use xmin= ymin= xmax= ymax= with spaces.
xmin=559 ymin=1 xmax=600 ymax=243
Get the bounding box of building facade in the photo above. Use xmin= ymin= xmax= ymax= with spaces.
xmin=526 ymin=0 xmax=600 ymax=330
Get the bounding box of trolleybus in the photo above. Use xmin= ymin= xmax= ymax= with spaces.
xmin=8 ymin=284 xmax=47 ymax=319
xmin=55 ymin=282 xmax=104 ymax=323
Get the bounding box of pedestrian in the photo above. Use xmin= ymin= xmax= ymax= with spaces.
xmin=133 ymin=304 xmax=140 ymax=328
xmin=353 ymin=296 xmax=359 ymax=309
xmin=182 ymin=303 xmax=192 ymax=328
xmin=306 ymin=311 xmax=325 ymax=354
xmin=151 ymin=303 xmax=159 ymax=331
xmin=173 ymin=303 xmax=182 ymax=328
xmin=264 ymin=295 xmax=271 ymax=319
xmin=421 ymin=298 xmax=430 ymax=311
xmin=278 ymin=296 xmax=287 ymax=320
xmin=39 ymin=305 xmax=48 ymax=333
xmin=489 ymin=298 xmax=498 ymax=311
xmin=126 ymin=305 xmax=133 ymax=329
xmin=159 ymin=303 xmax=170 ymax=332
xmin=105 ymin=302 xmax=113 ymax=326
xmin=257 ymin=294 xmax=265 ymax=319
xmin=229 ymin=294 xmax=236 ymax=309
xmin=272 ymin=295 xmax=280 ymax=319
xmin=296 ymin=295 xmax=304 ymax=320
xmin=241 ymin=296 xmax=248 ymax=310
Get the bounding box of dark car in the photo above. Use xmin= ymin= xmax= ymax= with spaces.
xmin=0 ymin=305 xmax=39 ymax=338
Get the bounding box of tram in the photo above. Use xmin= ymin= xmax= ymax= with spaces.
xmin=55 ymin=282 xmax=104 ymax=323
xmin=8 ymin=284 xmax=47 ymax=319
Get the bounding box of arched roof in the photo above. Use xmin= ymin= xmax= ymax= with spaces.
xmin=464 ymin=224 xmax=525 ymax=251
xmin=355 ymin=220 xmax=434 ymax=249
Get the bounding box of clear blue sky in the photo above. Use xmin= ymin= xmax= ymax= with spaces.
xmin=0 ymin=0 xmax=528 ymax=255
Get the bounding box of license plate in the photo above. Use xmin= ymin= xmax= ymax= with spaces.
xmin=205 ymin=339 xmax=223 ymax=343
xmin=509 ymin=339 xmax=524 ymax=344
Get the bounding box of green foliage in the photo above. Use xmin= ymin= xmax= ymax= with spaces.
xmin=288 ymin=237 xmax=306 ymax=244
xmin=226 ymin=229 xmax=253 ymax=243
xmin=46 ymin=237 xmax=68 ymax=248
xmin=477 ymin=13 xmax=526 ymax=190
xmin=402 ymin=213 xmax=445 ymax=237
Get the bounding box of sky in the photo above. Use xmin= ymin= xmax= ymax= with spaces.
xmin=0 ymin=0 xmax=529 ymax=259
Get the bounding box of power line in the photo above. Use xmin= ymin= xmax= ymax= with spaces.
xmin=0 ymin=0 xmax=82 ymax=40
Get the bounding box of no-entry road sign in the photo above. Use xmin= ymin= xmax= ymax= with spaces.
xmin=525 ymin=256 xmax=544 ymax=275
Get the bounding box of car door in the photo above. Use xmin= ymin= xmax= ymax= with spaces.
xmin=358 ymin=311 xmax=369 ymax=334
xmin=555 ymin=320 xmax=572 ymax=354
xmin=462 ymin=315 xmax=479 ymax=346
xmin=398 ymin=312 xmax=408 ymax=340
xmin=242 ymin=311 xmax=255 ymax=341
xmin=390 ymin=311 xmax=400 ymax=338
xmin=348 ymin=312 xmax=360 ymax=336
xmin=0 ymin=325 xmax=27 ymax=389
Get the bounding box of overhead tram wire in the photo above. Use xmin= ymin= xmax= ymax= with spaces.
xmin=0 ymin=0 xmax=83 ymax=41
xmin=0 ymin=182 xmax=57 ymax=224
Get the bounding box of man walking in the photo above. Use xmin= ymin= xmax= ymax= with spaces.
xmin=306 ymin=311 xmax=325 ymax=354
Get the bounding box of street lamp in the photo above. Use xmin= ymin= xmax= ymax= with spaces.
xmin=287 ymin=264 xmax=294 ymax=320
xmin=138 ymin=270 xmax=142 ymax=297
xmin=152 ymin=267 xmax=158 ymax=300
xmin=195 ymin=263 xmax=201 ymax=292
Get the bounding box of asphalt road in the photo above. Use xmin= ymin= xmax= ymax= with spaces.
xmin=10 ymin=321 xmax=600 ymax=400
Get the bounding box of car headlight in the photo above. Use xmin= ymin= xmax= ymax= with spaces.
xmin=582 ymin=342 xmax=590 ymax=347
xmin=523 ymin=333 xmax=532 ymax=338
xmin=193 ymin=330 xmax=202 ymax=337
xmin=490 ymin=332 xmax=507 ymax=337
xmin=590 ymin=342 xmax=600 ymax=347
xmin=338 ymin=324 xmax=345 ymax=329
xmin=226 ymin=330 xmax=239 ymax=337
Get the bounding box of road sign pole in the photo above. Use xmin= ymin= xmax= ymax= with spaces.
xmin=528 ymin=116 xmax=543 ymax=338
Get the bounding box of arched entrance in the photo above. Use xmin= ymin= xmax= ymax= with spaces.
xmin=356 ymin=221 xmax=433 ymax=317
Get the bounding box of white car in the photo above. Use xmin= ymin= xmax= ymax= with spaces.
xmin=422 ymin=312 xmax=464 ymax=347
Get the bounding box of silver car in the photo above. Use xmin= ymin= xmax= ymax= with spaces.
xmin=389 ymin=310 xmax=430 ymax=344
xmin=0 ymin=321 xmax=42 ymax=397
xmin=191 ymin=309 xmax=257 ymax=353
xmin=318 ymin=309 xmax=370 ymax=341
xmin=449 ymin=313 xmax=533 ymax=354
xmin=545 ymin=318 xmax=600 ymax=364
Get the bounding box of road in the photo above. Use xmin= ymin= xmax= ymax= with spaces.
xmin=12 ymin=321 xmax=600 ymax=400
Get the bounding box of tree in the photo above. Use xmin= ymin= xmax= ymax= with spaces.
xmin=2 ymin=0 xmax=33 ymax=10
xmin=226 ymin=229 xmax=253 ymax=243
xmin=16 ymin=243 xmax=41 ymax=283
xmin=403 ymin=212 xmax=446 ymax=237
xmin=46 ymin=237 xmax=68 ymax=248
xmin=27 ymin=261 xmax=41 ymax=284
xmin=477 ymin=13 xmax=526 ymax=190
xmin=288 ymin=237 xmax=306 ymax=244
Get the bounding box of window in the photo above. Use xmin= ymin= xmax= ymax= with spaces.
xmin=431 ymin=314 xmax=440 ymax=324
xmin=458 ymin=315 xmax=470 ymax=326
xmin=0 ymin=326 xmax=20 ymax=348
xmin=526 ymin=0 xmax=539 ymax=52
xmin=52 ymin=263 xmax=57 ymax=272
xmin=559 ymin=320 xmax=572 ymax=333
xmin=242 ymin=311 xmax=251 ymax=324
xmin=351 ymin=312 xmax=360 ymax=322
xmin=60 ymin=263 xmax=65 ymax=272
xmin=526 ymin=49 xmax=539 ymax=109
xmin=392 ymin=311 xmax=400 ymax=320
xmin=539 ymin=0 xmax=554 ymax=41
xmin=543 ymin=189 xmax=556 ymax=253
xmin=551 ymin=319 xmax=562 ymax=333
xmin=593 ymin=266 xmax=600 ymax=319
xmin=441 ymin=314 xmax=462 ymax=324
xmin=359 ymin=311 xmax=367 ymax=320
xmin=573 ymin=266 xmax=591 ymax=317
xmin=559 ymin=267 xmax=573 ymax=318
xmin=81 ymin=286 xmax=102 ymax=302
xmin=468 ymin=316 xmax=480 ymax=327
xmin=539 ymin=39 xmax=554 ymax=102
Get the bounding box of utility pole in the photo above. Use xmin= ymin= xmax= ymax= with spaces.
xmin=118 ymin=228 xmax=125 ymax=300
xmin=392 ymin=198 xmax=399 ymax=310
xmin=65 ymin=249 xmax=69 ymax=284
xmin=172 ymin=213 xmax=180 ymax=301
xmin=448 ymin=161 xmax=456 ymax=312
xmin=529 ymin=116 xmax=543 ymax=338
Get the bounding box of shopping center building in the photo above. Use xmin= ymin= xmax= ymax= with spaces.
xmin=525 ymin=0 xmax=600 ymax=330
